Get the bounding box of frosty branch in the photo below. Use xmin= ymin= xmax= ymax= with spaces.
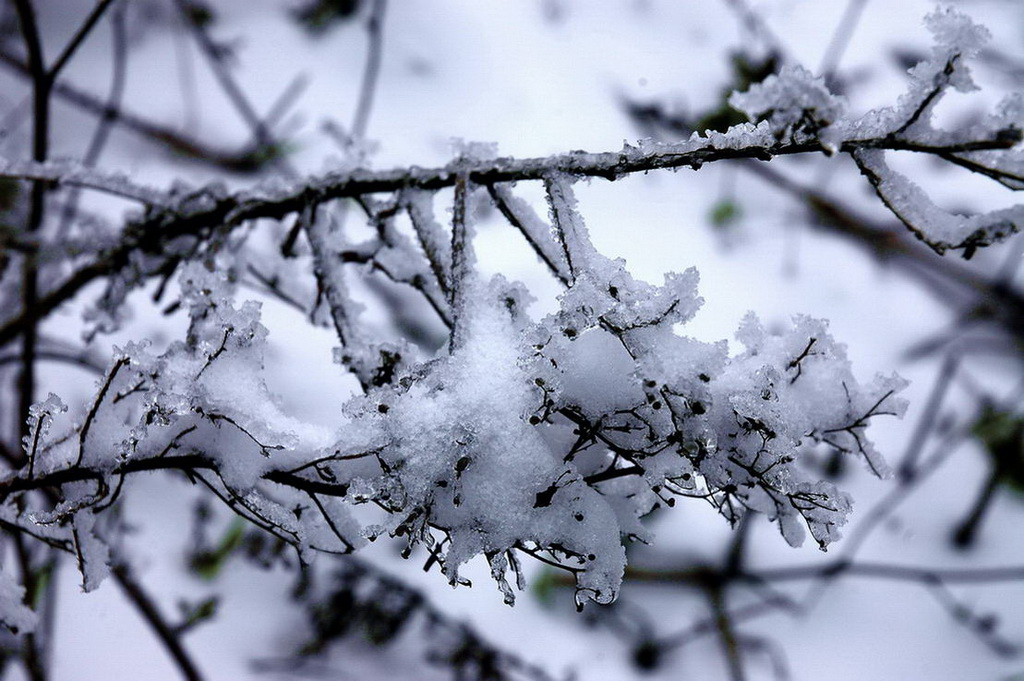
xmin=0 ymin=116 xmax=1018 ymax=354
xmin=0 ymin=6 xmax=1021 ymax=643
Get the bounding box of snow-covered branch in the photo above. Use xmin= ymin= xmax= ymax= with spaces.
xmin=0 ymin=3 xmax=1019 ymax=633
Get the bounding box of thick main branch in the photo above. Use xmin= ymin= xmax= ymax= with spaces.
xmin=0 ymin=129 xmax=1017 ymax=350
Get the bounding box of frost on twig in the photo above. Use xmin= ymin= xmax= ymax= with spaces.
xmin=727 ymin=7 xmax=1024 ymax=257
xmin=0 ymin=181 xmax=909 ymax=611
xmin=488 ymin=183 xmax=571 ymax=284
xmin=0 ymin=42 xmax=1019 ymax=346
xmin=854 ymin=147 xmax=1022 ymax=257
xmin=729 ymin=64 xmax=847 ymax=142
xmin=840 ymin=9 xmax=1023 ymax=257
xmin=0 ymin=157 xmax=168 ymax=206
xmin=0 ymin=566 xmax=37 ymax=635
xmin=0 ymin=173 xmax=908 ymax=610
xmin=834 ymin=7 xmax=992 ymax=142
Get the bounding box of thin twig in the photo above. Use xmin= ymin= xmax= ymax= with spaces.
xmin=173 ymin=0 xmax=295 ymax=176
xmin=448 ymin=174 xmax=471 ymax=347
xmin=46 ymin=0 xmax=118 ymax=81
xmin=0 ymin=48 xmax=279 ymax=172
xmin=0 ymin=349 xmax=105 ymax=374
xmin=12 ymin=532 xmax=46 ymax=681
xmin=12 ymin=0 xmax=47 ymax=457
xmin=112 ymin=563 xmax=207 ymax=681
xmin=710 ymin=586 xmax=747 ymax=681
xmin=56 ymin=0 xmax=128 ymax=239
xmin=818 ymin=0 xmax=870 ymax=78
xmin=741 ymin=161 xmax=1024 ymax=344
xmin=350 ymin=0 xmax=387 ymax=141
xmin=721 ymin=0 xmax=792 ymax=65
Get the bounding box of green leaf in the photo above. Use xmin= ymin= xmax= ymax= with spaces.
xmin=530 ymin=568 xmax=559 ymax=608
xmin=189 ymin=517 xmax=246 ymax=580
xmin=971 ymin=404 xmax=1024 ymax=494
xmin=709 ymin=200 xmax=742 ymax=229
xmin=293 ymin=0 xmax=362 ymax=35
xmin=177 ymin=596 xmax=219 ymax=633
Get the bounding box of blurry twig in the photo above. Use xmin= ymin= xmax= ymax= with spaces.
xmin=56 ymin=1 xmax=128 ymax=240
xmin=819 ymin=0 xmax=870 ymax=80
xmin=720 ymin=0 xmax=792 ymax=65
xmin=0 ymin=49 xmax=280 ymax=173
xmin=282 ymin=556 xmax=566 ymax=681
xmin=739 ymin=161 xmax=1024 ymax=347
xmin=113 ymin=563 xmax=208 ymax=681
xmin=710 ymin=585 xmax=747 ymax=681
xmin=282 ymin=0 xmax=388 ymax=257
xmin=46 ymin=0 xmax=119 ymax=81
xmin=173 ymin=1 xmax=278 ymax=160
xmin=350 ymin=0 xmax=387 ymax=141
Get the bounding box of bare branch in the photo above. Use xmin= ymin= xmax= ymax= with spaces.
xmin=112 ymin=563 xmax=207 ymax=681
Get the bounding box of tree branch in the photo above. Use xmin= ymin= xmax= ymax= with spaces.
xmin=112 ymin=563 xmax=207 ymax=681
xmin=0 ymin=128 xmax=1013 ymax=354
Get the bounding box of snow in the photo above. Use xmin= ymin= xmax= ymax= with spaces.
xmin=729 ymin=64 xmax=847 ymax=138
xmin=343 ymin=274 xmax=627 ymax=605
xmin=0 ymin=565 xmax=37 ymax=635
xmin=855 ymin=147 xmax=1022 ymax=253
